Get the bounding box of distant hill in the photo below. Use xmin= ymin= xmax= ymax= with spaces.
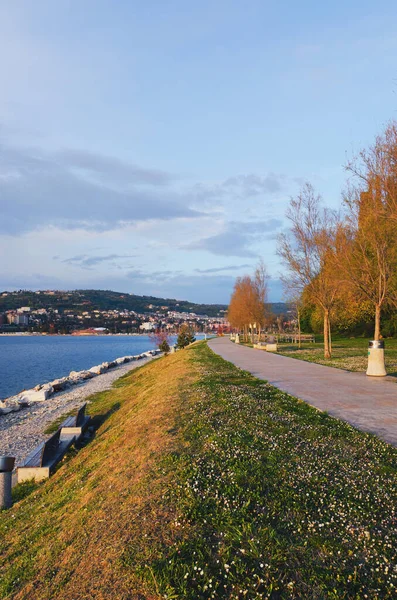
xmin=0 ymin=289 xmax=287 ymax=317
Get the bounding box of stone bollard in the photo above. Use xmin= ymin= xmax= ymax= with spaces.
xmin=235 ymin=334 xmax=240 ymax=344
xmin=366 ymin=340 xmax=387 ymax=377
xmin=0 ymin=456 xmax=15 ymax=509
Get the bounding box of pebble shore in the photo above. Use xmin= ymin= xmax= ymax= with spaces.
xmin=0 ymin=356 xmax=154 ymax=466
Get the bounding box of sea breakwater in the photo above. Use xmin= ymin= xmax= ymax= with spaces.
xmin=0 ymin=349 xmax=161 ymax=416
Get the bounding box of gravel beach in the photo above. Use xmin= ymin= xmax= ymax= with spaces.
xmin=0 ymin=356 xmax=154 ymax=466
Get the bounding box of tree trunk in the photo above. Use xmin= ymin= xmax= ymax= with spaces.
xmin=328 ymin=317 xmax=332 ymax=354
xmin=374 ymin=304 xmax=381 ymax=341
xmin=297 ymin=308 xmax=301 ymax=349
xmin=323 ymin=309 xmax=331 ymax=359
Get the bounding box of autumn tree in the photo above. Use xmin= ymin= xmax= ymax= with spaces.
xmin=228 ymin=276 xmax=254 ymax=341
xmin=277 ymin=183 xmax=339 ymax=359
xmin=228 ymin=262 xmax=270 ymax=341
xmin=334 ymin=184 xmax=397 ymax=340
xmin=333 ymin=124 xmax=397 ymax=340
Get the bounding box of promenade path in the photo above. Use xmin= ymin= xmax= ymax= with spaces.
xmin=208 ymin=337 xmax=397 ymax=447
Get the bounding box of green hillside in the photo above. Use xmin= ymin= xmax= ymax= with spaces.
xmin=0 ymin=289 xmax=227 ymax=317
xmin=0 ymin=289 xmax=288 ymax=317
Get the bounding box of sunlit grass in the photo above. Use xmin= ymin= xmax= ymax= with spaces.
xmin=277 ymin=336 xmax=397 ymax=375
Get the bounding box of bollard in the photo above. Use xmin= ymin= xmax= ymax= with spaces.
xmin=235 ymin=334 xmax=240 ymax=344
xmin=366 ymin=340 xmax=387 ymax=377
xmin=0 ymin=456 xmax=15 ymax=509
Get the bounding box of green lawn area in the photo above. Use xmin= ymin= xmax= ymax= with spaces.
xmin=1 ymin=342 xmax=396 ymax=599
xmin=277 ymin=336 xmax=397 ymax=376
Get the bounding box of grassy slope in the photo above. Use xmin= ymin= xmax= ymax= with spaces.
xmin=1 ymin=343 xmax=397 ymax=599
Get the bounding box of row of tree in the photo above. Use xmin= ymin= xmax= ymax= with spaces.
xmin=278 ymin=121 xmax=397 ymax=358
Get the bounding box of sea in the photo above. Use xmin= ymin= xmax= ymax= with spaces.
xmin=0 ymin=334 xmax=206 ymax=400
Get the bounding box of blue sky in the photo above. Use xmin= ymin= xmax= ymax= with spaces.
xmin=1 ymin=1 xmax=397 ymax=303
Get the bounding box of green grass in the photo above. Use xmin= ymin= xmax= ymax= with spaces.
xmin=1 ymin=343 xmax=396 ymax=599
xmin=276 ymin=336 xmax=397 ymax=375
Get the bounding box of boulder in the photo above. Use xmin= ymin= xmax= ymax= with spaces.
xmin=50 ymin=377 xmax=70 ymax=392
xmin=69 ymin=370 xmax=95 ymax=383
xmin=41 ymin=383 xmax=54 ymax=395
xmin=89 ymin=364 xmax=106 ymax=375
xmin=0 ymin=406 xmax=13 ymax=415
xmin=18 ymin=387 xmax=52 ymax=403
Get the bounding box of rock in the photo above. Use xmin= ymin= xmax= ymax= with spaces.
xmin=69 ymin=370 xmax=95 ymax=383
xmin=0 ymin=407 xmax=13 ymax=415
xmin=17 ymin=401 xmax=30 ymax=409
xmin=115 ymin=357 xmax=126 ymax=365
xmin=89 ymin=365 xmax=105 ymax=375
xmin=107 ymin=361 xmax=117 ymax=369
xmin=50 ymin=377 xmax=70 ymax=392
xmin=41 ymin=383 xmax=54 ymax=395
xmin=34 ymin=384 xmax=43 ymax=391
xmin=18 ymin=388 xmax=52 ymax=403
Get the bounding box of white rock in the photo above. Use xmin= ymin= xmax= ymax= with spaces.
xmin=41 ymin=383 xmax=54 ymax=395
xmin=88 ymin=365 xmax=105 ymax=375
xmin=18 ymin=388 xmax=51 ymax=403
xmin=69 ymin=370 xmax=94 ymax=383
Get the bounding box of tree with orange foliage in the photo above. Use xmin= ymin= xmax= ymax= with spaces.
xmin=338 ymin=124 xmax=397 ymax=340
xmin=228 ymin=262 xmax=269 ymax=341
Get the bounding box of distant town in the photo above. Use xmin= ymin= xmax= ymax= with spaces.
xmin=0 ymin=289 xmax=232 ymax=335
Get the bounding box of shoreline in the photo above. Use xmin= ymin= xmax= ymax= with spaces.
xmin=0 ymin=355 xmax=155 ymax=467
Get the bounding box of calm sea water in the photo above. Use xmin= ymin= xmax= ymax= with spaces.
xmin=0 ymin=334 xmax=204 ymax=400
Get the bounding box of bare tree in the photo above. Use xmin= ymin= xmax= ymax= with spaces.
xmin=277 ymin=183 xmax=339 ymax=358
xmin=252 ymin=259 xmax=269 ymax=341
xmin=282 ymin=280 xmax=303 ymax=348
xmin=346 ymin=121 xmax=397 ymax=223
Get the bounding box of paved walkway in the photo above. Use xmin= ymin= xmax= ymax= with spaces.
xmin=208 ymin=337 xmax=397 ymax=447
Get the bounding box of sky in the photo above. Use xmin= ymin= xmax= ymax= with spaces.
xmin=1 ymin=1 xmax=397 ymax=304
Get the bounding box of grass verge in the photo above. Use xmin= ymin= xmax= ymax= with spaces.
xmin=276 ymin=336 xmax=397 ymax=375
xmin=1 ymin=342 xmax=396 ymax=599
